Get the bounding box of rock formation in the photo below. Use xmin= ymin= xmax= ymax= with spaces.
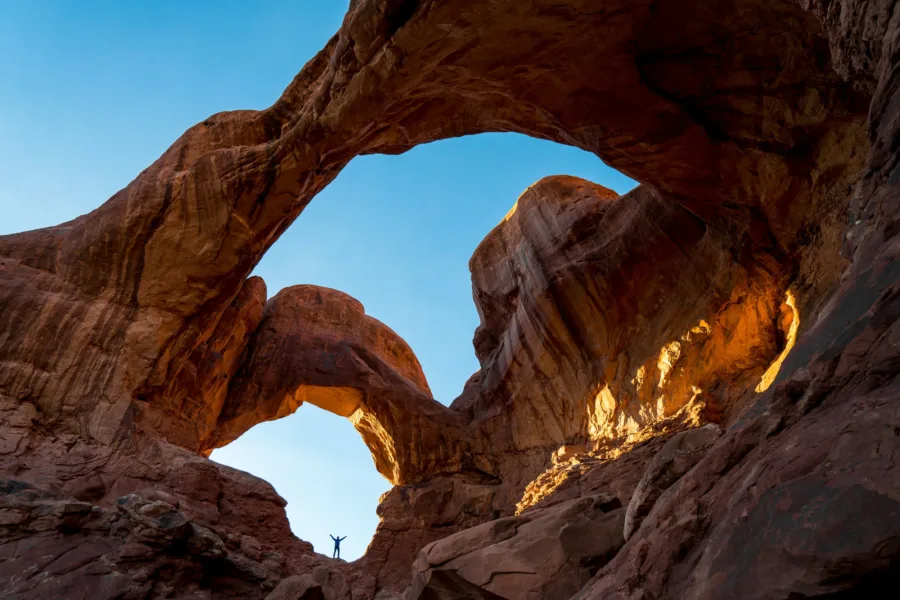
xmin=205 ymin=284 xmax=473 ymax=486
xmin=622 ymin=424 xmax=722 ymax=541
xmin=2 ymin=0 xmax=899 ymax=598
xmin=462 ymin=177 xmax=791 ymax=480
xmin=408 ymin=494 xmax=625 ymax=600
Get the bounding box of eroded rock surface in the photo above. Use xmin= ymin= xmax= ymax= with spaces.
xmin=208 ymin=285 xmax=472 ymax=485
xmin=264 ymin=568 xmax=351 ymax=600
xmin=405 ymin=570 xmax=508 ymax=600
xmin=0 ymin=472 xmax=320 ymax=599
xmin=408 ymin=494 xmax=625 ymax=600
xmin=0 ymin=0 xmax=865 ymax=454
xmin=623 ymin=424 xmax=722 ymax=540
xmin=460 ymin=176 xmax=793 ymax=491
xmin=1 ymin=0 xmax=899 ymax=598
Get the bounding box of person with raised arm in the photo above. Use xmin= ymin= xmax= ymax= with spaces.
xmin=330 ymin=534 xmax=346 ymax=559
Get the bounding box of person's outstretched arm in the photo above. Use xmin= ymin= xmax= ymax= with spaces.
xmin=330 ymin=535 xmax=336 ymax=541
xmin=340 ymin=536 xmax=347 ymax=541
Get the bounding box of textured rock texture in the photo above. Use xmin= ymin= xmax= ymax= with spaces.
xmin=264 ymin=568 xmax=352 ymax=600
xmin=0 ymin=0 xmax=865 ymax=453
xmin=405 ymin=570 xmax=508 ymax=600
xmin=408 ymin=494 xmax=625 ymax=600
xmin=623 ymin=424 xmax=722 ymax=540
xmin=206 ymin=284 xmax=472 ymax=485
xmin=1 ymin=0 xmax=899 ymax=598
xmin=459 ymin=175 xmax=795 ymax=500
xmin=0 ymin=461 xmax=332 ymax=599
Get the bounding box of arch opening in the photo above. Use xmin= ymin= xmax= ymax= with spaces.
xmin=211 ymin=404 xmax=390 ymax=563
xmin=205 ymin=133 xmax=634 ymax=560
xmin=0 ymin=0 xmax=886 ymax=598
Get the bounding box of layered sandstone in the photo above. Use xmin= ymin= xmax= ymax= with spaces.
xmin=1 ymin=0 xmax=899 ymax=598
xmin=462 ymin=176 xmax=791 ymax=452
xmin=0 ymin=0 xmax=865 ymax=455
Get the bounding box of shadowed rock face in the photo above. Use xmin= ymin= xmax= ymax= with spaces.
xmin=408 ymin=494 xmax=625 ymax=600
xmin=142 ymin=275 xmax=269 ymax=451
xmin=2 ymin=0 xmax=900 ymax=598
xmin=623 ymin=424 xmax=722 ymax=541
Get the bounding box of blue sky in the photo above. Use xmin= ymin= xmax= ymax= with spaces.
xmin=0 ymin=1 xmax=635 ymax=560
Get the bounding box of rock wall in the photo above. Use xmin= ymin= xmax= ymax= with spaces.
xmin=0 ymin=0 xmax=865 ymax=451
xmin=1 ymin=0 xmax=899 ymax=599
xmin=463 ymin=176 xmax=789 ymax=453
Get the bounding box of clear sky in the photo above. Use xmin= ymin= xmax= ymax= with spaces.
xmin=0 ymin=1 xmax=635 ymax=560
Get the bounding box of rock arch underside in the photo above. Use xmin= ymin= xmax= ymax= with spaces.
xmin=2 ymin=0 xmax=900 ymax=598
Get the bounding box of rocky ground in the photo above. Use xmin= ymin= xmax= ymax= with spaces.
xmin=2 ymin=0 xmax=899 ymax=598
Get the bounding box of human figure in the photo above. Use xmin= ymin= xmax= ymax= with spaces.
xmin=330 ymin=534 xmax=346 ymax=559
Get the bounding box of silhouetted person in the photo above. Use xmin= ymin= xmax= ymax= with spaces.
xmin=330 ymin=535 xmax=346 ymax=559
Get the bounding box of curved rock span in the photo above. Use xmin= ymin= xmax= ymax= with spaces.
xmin=205 ymin=284 xmax=474 ymax=485
xmin=2 ymin=0 xmax=900 ymax=598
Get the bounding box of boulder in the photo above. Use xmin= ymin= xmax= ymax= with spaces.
xmin=265 ymin=566 xmax=351 ymax=600
xmin=623 ymin=424 xmax=722 ymax=540
xmin=407 ymin=570 xmax=509 ymax=600
xmin=408 ymin=494 xmax=625 ymax=600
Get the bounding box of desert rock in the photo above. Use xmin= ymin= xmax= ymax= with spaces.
xmin=207 ymin=284 xmax=472 ymax=485
xmin=408 ymin=494 xmax=625 ymax=600
xmin=623 ymin=423 xmax=722 ymax=540
xmin=1 ymin=0 xmax=899 ymax=598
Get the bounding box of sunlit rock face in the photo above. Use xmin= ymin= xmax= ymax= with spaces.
xmin=2 ymin=0 xmax=900 ymax=598
xmin=450 ymin=176 xmax=801 ymax=519
xmin=464 ymin=176 xmax=792 ymax=451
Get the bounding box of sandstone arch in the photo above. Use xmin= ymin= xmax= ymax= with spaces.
xmin=0 ymin=0 xmax=866 ymax=456
xmin=203 ymin=284 xmax=474 ymax=486
xmin=2 ymin=0 xmax=899 ymax=598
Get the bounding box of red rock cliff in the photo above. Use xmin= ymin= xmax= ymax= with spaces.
xmin=1 ymin=0 xmax=899 ymax=598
